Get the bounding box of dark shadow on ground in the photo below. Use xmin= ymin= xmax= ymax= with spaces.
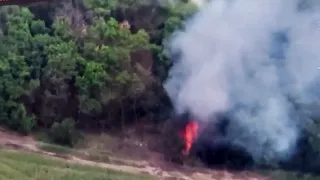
xmin=192 ymin=137 xmax=320 ymax=180
xmin=172 ymin=111 xmax=320 ymax=180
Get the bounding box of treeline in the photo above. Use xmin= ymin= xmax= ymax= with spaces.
xmin=0 ymin=0 xmax=197 ymax=138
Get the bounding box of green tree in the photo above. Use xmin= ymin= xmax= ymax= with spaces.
xmin=0 ymin=7 xmax=38 ymax=133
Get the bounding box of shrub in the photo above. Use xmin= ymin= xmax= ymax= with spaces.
xmin=5 ymin=103 xmax=36 ymax=134
xmin=49 ymin=118 xmax=81 ymax=147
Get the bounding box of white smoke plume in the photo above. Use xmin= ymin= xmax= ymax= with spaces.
xmin=164 ymin=0 xmax=320 ymax=162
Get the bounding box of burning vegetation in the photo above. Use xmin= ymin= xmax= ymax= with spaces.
xmin=180 ymin=120 xmax=199 ymax=155
xmin=164 ymin=113 xmax=254 ymax=169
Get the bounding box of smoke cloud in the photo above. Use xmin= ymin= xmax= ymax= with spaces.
xmin=164 ymin=0 xmax=320 ymax=162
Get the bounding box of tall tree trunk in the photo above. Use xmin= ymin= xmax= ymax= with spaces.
xmin=120 ymin=99 xmax=124 ymax=130
xmin=133 ymin=97 xmax=137 ymax=123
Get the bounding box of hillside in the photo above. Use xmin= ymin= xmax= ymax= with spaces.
xmin=0 ymin=127 xmax=267 ymax=180
xmin=0 ymin=0 xmax=320 ymax=180
xmin=2 ymin=127 xmax=320 ymax=180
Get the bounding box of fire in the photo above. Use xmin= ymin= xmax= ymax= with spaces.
xmin=180 ymin=121 xmax=199 ymax=155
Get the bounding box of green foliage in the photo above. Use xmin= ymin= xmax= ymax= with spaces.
xmin=0 ymin=0 xmax=198 ymax=137
xmin=30 ymin=20 xmax=49 ymax=34
xmin=83 ymin=0 xmax=118 ymax=16
xmin=52 ymin=17 xmax=73 ymax=40
xmin=152 ymin=0 xmax=198 ymax=82
xmin=0 ymin=101 xmax=36 ymax=134
xmin=49 ymin=118 xmax=81 ymax=147
xmin=0 ymin=7 xmax=39 ymax=134
xmin=10 ymin=103 xmax=36 ymax=134
xmin=0 ymin=0 xmax=159 ymax=132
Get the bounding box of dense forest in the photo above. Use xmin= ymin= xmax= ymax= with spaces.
xmin=0 ymin=0 xmax=320 ymax=174
xmin=0 ymin=0 xmax=197 ymax=132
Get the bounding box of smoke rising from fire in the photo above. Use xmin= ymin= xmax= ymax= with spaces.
xmin=164 ymin=0 xmax=320 ymax=162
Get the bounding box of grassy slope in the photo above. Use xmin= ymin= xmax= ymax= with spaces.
xmin=0 ymin=150 xmax=155 ymax=180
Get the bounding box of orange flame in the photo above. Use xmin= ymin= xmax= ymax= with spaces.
xmin=180 ymin=121 xmax=199 ymax=155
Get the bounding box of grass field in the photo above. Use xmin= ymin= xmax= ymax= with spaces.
xmin=0 ymin=149 xmax=155 ymax=180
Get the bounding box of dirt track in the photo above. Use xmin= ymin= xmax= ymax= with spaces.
xmin=0 ymin=128 xmax=267 ymax=180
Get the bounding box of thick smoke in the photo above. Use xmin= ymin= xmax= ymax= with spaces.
xmin=164 ymin=0 xmax=320 ymax=163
